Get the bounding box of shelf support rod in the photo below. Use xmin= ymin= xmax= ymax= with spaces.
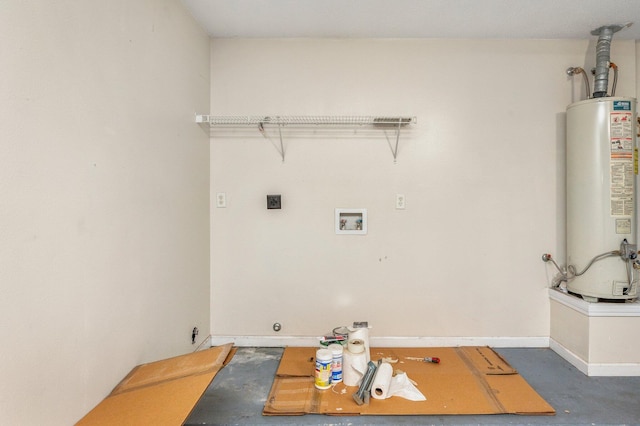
xmin=258 ymin=121 xmax=286 ymax=161
xmin=277 ymin=124 xmax=285 ymax=162
xmin=385 ymin=119 xmax=403 ymax=162
xmin=392 ymin=119 xmax=402 ymax=162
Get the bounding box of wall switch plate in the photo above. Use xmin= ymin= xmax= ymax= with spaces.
xmin=267 ymin=194 xmax=281 ymax=209
xmin=396 ymin=194 xmax=405 ymax=209
xmin=216 ymin=192 xmax=226 ymax=208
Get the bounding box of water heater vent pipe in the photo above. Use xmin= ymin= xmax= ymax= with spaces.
xmin=590 ymin=23 xmax=632 ymax=98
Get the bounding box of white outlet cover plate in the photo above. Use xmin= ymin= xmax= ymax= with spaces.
xmin=216 ymin=192 xmax=226 ymax=208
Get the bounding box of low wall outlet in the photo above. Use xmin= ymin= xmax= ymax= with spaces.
xmin=216 ymin=192 xmax=226 ymax=208
xmin=396 ymin=194 xmax=406 ymax=209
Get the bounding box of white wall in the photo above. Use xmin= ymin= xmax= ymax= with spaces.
xmin=0 ymin=1 xmax=210 ymax=424
xmin=210 ymin=38 xmax=638 ymax=342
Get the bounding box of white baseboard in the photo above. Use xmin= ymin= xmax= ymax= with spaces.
xmin=214 ymin=335 xmax=640 ymax=376
xmin=550 ymin=338 xmax=640 ymax=376
xmin=549 ymin=338 xmax=589 ymax=375
xmin=209 ymin=335 xmax=549 ymax=348
xmin=588 ymin=362 xmax=640 ymax=376
xmin=193 ymin=334 xmax=212 ymax=352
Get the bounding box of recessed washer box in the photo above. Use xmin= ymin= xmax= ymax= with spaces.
xmin=335 ymin=208 xmax=367 ymax=235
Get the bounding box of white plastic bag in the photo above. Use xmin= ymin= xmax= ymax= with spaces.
xmin=387 ymin=372 xmax=426 ymax=401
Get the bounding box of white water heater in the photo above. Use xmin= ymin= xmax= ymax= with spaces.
xmin=566 ymin=97 xmax=638 ymax=301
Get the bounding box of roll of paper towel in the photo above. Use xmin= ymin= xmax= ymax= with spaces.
xmin=347 ymin=327 xmax=370 ymax=363
xmin=371 ymin=362 xmax=393 ymax=400
xmin=342 ymin=339 xmax=367 ymax=387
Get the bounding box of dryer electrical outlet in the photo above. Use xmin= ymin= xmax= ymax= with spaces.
xmin=267 ymin=194 xmax=281 ymax=209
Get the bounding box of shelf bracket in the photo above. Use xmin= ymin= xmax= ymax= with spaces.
xmin=392 ymin=119 xmax=403 ymax=162
xmin=258 ymin=120 xmax=286 ymax=162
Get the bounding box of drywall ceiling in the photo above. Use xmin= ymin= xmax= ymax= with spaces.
xmin=180 ymin=0 xmax=640 ymax=39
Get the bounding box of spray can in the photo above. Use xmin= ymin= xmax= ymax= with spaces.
xmin=314 ymin=348 xmax=332 ymax=389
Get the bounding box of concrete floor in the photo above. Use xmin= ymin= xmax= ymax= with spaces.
xmin=185 ymin=347 xmax=640 ymax=426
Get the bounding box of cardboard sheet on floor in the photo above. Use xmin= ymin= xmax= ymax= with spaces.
xmin=76 ymin=343 xmax=235 ymax=426
xmin=263 ymin=346 xmax=555 ymax=416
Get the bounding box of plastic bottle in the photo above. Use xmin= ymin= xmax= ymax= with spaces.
xmin=328 ymin=344 xmax=343 ymax=383
xmin=314 ymin=348 xmax=332 ymax=390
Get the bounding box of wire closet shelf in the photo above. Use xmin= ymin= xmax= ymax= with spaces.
xmin=196 ymin=115 xmax=416 ymax=162
xmin=196 ymin=115 xmax=416 ymax=126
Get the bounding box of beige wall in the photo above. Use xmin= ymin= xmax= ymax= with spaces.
xmin=0 ymin=1 xmax=210 ymax=424
xmin=550 ymin=299 xmax=589 ymax=360
xmin=549 ymin=291 xmax=640 ymax=371
xmin=589 ymin=317 xmax=640 ymax=363
xmin=210 ymin=38 xmax=638 ymax=340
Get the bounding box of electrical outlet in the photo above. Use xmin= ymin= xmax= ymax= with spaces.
xmin=396 ymin=194 xmax=405 ymax=209
xmin=267 ymin=194 xmax=281 ymax=209
xmin=216 ymin=192 xmax=226 ymax=208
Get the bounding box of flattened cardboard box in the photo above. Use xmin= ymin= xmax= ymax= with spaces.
xmin=76 ymin=343 xmax=235 ymax=426
xmin=264 ymin=346 xmax=555 ymax=416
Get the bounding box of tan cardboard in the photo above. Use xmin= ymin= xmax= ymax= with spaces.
xmin=264 ymin=346 xmax=555 ymax=416
xmin=76 ymin=343 xmax=235 ymax=426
